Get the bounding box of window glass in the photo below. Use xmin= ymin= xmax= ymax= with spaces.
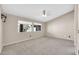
xmin=33 ymin=23 xmax=42 ymax=32
xmin=18 ymin=21 xmax=32 ymax=32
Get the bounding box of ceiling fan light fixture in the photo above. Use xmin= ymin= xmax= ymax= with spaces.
xmin=42 ymin=10 xmax=47 ymax=17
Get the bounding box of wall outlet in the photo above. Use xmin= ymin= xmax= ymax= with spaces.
xmin=29 ymin=34 xmax=32 ymax=37
xmin=68 ymin=35 xmax=71 ymax=38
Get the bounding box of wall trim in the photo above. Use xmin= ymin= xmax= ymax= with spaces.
xmin=3 ymin=39 xmax=29 ymax=46
xmin=46 ymin=36 xmax=74 ymax=41
xmin=3 ymin=36 xmax=43 ymax=46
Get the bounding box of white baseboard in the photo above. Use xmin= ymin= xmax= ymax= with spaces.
xmin=3 ymin=35 xmax=72 ymax=47
xmin=3 ymin=39 xmax=29 ymax=46
xmin=3 ymin=36 xmax=43 ymax=46
xmin=46 ymin=36 xmax=73 ymax=41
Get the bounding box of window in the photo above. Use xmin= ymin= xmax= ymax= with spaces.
xmin=33 ymin=23 xmax=42 ymax=32
xmin=18 ymin=21 xmax=32 ymax=32
xmin=18 ymin=20 xmax=42 ymax=32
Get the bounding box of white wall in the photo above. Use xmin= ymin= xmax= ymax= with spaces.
xmin=46 ymin=11 xmax=74 ymax=40
xmin=3 ymin=14 xmax=45 ymax=46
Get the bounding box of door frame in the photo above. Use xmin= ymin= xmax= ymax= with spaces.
xmin=74 ymin=4 xmax=79 ymax=55
xmin=0 ymin=5 xmax=3 ymax=53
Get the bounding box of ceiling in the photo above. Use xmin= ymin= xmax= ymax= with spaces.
xmin=1 ymin=4 xmax=74 ymax=22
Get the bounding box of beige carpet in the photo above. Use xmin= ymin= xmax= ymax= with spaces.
xmin=1 ymin=37 xmax=74 ymax=55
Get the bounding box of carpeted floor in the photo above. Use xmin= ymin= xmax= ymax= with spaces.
xmin=1 ymin=37 xmax=74 ymax=55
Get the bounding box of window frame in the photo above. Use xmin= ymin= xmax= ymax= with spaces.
xmin=18 ymin=20 xmax=42 ymax=32
xmin=18 ymin=20 xmax=32 ymax=32
xmin=33 ymin=22 xmax=42 ymax=32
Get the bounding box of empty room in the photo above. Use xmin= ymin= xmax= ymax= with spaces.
xmin=0 ymin=4 xmax=78 ymax=55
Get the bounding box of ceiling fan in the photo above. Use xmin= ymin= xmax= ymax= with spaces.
xmin=42 ymin=10 xmax=47 ymax=17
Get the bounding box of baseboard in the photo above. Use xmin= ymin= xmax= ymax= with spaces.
xmin=3 ymin=35 xmax=73 ymax=46
xmin=3 ymin=38 xmax=29 ymax=46
xmin=3 ymin=36 xmax=43 ymax=46
xmin=46 ymin=36 xmax=73 ymax=41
